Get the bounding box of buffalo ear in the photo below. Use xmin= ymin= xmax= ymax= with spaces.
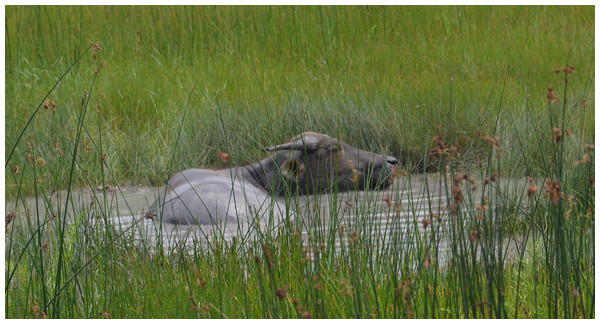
xmin=263 ymin=134 xmax=321 ymax=152
xmin=280 ymin=159 xmax=305 ymax=181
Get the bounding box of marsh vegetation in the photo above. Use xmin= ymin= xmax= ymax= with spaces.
xmin=5 ymin=6 xmax=594 ymax=318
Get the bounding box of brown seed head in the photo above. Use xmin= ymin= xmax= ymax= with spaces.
xmin=40 ymin=241 xmax=49 ymax=254
xmin=144 ymin=211 xmax=155 ymax=220
xmin=382 ymin=193 xmax=392 ymax=207
xmin=483 ymin=135 xmax=501 ymax=148
xmin=452 ymin=186 xmax=464 ymax=205
xmin=340 ymin=280 xmax=354 ymax=296
xmin=470 ymin=226 xmax=479 ymax=242
xmin=6 ymin=211 xmax=16 ymax=231
xmin=30 ymin=300 xmax=48 ymax=319
xmin=217 ymin=151 xmax=231 ymax=163
xmin=44 ymin=100 xmax=56 ymax=111
xmin=431 ymin=124 xmax=448 ymax=160
xmin=565 ymin=65 xmax=575 ymax=74
xmin=350 ymin=229 xmax=359 ymax=244
xmin=94 ymin=61 xmax=104 ymax=76
xmin=90 ymin=42 xmax=102 ymax=60
xmin=35 ymin=157 xmax=47 ymax=166
xmin=575 ymin=145 xmax=594 ymax=166
xmin=422 ymin=217 xmax=431 ymax=229
xmin=544 ymin=179 xmax=564 ymax=204
xmin=275 ymin=285 xmax=288 ymax=300
xmin=525 ymin=177 xmax=539 ymax=198
xmin=553 ymin=128 xmax=563 ymax=143
xmin=490 ymin=172 xmax=499 ymax=182
xmin=547 ymin=85 xmax=559 ymax=103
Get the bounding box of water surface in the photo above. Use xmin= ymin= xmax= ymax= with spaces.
xmin=7 ymin=174 xmax=528 ymax=259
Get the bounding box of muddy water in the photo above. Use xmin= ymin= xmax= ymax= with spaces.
xmin=7 ymin=174 xmax=528 ymax=258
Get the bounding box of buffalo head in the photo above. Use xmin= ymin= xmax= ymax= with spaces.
xmin=263 ymin=132 xmax=399 ymax=195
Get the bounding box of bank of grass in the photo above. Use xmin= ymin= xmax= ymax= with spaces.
xmin=5 ymin=6 xmax=595 ymax=196
xmin=4 ymin=5 xmax=595 ymax=319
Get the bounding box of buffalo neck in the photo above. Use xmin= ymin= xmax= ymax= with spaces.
xmin=237 ymin=155 xmax=282 ymax=194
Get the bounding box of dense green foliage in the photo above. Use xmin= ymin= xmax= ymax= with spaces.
xmin=5 ymin=5 xmax=595 ymax=319
xmin=5 ymin=6 xmax=594 ymax=191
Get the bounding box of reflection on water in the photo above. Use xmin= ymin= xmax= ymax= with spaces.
xmin=8 ymin=174 xmax=527 ymax=260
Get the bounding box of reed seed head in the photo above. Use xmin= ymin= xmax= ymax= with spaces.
xmin=525 ymin=177 xmax=539 ymax=198
xmin=275 ymin=285 xmax=288 ymax=300
xmin=43 ymin=99 xmax=56 ymax=112
xmin=575 ymin=145 xmax=594 ymax=166
xmin=421 ymin=217 xmax=431 ymax=229
xmin=547 ymin=85 xmax=560 ymax=103
xmin=90 ymin=42 xmax=102 ymax=60
xmin=6 ymin=211 xmax=16 ymax=231
xmin=383 ymin=193 xmax=392 ymax=207
xmin=217 ymin=151 xmax=231 ymax=163
xmin=144 ymin=211 xmax=155 ymax=220
xmin=30 ymin=300 xmax=47 ymax=319
xmin=553 ymin=128 xmax=564 ymax=142
xmin=350 ymin=229 xmax=359 ymax=244
xmin=452 ymin=185 xmax=464 ymax=205
xmin=470 ymin=226 xmax=479 ymax=242
xmin=543 ymin=179 xmax=564 ymax=204
xmin=35 ymin=156 xmax=47 ymax=166
xmin=491 ymin=172 xmax=498 ymax=182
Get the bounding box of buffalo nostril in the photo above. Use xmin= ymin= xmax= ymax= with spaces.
xmin=387 ymin=157 xmax=399 ymax=165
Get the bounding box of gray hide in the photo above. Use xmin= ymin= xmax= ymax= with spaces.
xmin=147 ymin=132 xmax=399 ymax=225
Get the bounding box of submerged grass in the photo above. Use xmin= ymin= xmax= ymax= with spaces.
xmin=5 ymin=5 xmax=595 ymax=319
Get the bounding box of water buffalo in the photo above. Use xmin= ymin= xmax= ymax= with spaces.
xmin=148 ymin=132 xmax=399 ymax=225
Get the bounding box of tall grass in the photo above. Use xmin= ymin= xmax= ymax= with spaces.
xmin=5 ymin=5 xmax=595 ymax=319
xmin=5 ymin=51 xmax=595 ymax=318
xmin=5 ymin=6 xmax=594 ymax=196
